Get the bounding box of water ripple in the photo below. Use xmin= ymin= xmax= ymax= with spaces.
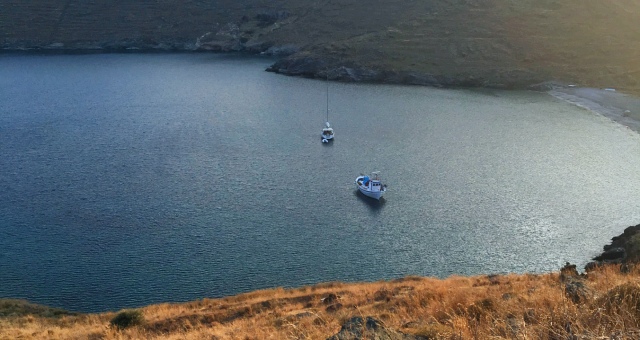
xmin=1 ymin=54 xmax=639 ymax=312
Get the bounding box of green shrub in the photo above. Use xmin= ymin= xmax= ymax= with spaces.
xmin=110 ymin=309 xmax=145 ymax=330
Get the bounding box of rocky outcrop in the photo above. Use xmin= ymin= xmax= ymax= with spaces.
xmin=327 ymin=316 xmax=424 ymax=340
xmin=191 ymin=10 xmax=301 ymax=55
xmin=195 ymin=25 xmax=242 ymax=52
xmin=263 ymin=47 xmax=540 ymax=89
xmin=560 ymin=263 xmax=592 ymax=304
xmin=265 ymin=53 xmax=541 ymax=89
xmin=586 ymin=224 xmax=640 ymax=271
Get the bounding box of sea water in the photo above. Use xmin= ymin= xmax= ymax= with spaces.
xmin=1 ymin=53 xmax=640 ymax=312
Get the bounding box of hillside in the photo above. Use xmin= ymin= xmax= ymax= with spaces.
xmin=2 ymin=225 xmax=640 ymax=339
xmin=2 ymin=264 xmax=640 ymax=339
xmin=2 ymin=0 xmax=640 ymax=92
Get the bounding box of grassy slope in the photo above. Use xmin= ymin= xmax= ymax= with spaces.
xmin=305 ymin=0 xmax=640 ymax=90
xmin=2 ymin=0 xmax=640 ymax=91
xmin=1 ymin=264 xmax=640 ymax=339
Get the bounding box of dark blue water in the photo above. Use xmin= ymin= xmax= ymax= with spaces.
xmin=1 ymin=53 xmax=640 ymax=312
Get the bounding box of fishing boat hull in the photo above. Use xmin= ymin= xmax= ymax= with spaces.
xmin=355 ymin=175 xmax=386 ymax=200
xmin=357 ymin=187 xmax=384 ymax=200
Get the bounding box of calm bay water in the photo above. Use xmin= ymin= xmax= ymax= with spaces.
xmin=1 ymin=53 xmax=640 ymax=312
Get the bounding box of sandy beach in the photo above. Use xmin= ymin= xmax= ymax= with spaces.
xmin=549 ymin=86 xmax=640 ymax=133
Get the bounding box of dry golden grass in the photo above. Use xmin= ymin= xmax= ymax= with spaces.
xmin=2 ymin=264 xmax=640 ymax=339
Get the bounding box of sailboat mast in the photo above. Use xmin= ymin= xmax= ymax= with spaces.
xmin=326 ymin=75 xmax=329 ymax=122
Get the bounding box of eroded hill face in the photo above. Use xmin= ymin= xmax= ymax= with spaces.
xmin=2 ymin=0 xmax=640 ymax=91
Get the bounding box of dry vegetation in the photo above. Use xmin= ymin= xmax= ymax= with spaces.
xmin=2 ymin=264 xmax=640 ymax=339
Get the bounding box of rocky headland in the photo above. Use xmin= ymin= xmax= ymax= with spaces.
xmin=587 ymin=223 xmax=640 ymax=270
xmin=3 ymin=0 xmax=640 ymax=93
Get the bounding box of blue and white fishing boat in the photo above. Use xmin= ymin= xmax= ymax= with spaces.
xmin=355 ymin=172 xmax=387 ymax=200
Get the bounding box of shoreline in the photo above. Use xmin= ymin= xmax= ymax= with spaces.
xmin=5 ymin=48 xmax=640 ymax=117
xmin=2 ymin=224 xmax=639 ymax=315
xmin=547 ymin=85 xmax=640 ymax=133
xmin=3 ymin=51 xmax=640 ymax=317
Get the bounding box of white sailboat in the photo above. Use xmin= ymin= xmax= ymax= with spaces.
xmin=321 ymin=77 xmax=334 ymax=143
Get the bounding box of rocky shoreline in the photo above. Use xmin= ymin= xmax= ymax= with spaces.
xmin=586 ymin=223 xmax=640 ymax=271
xmin=263 ymin=53 xmax=536 ymax=89
xmin=6 ymin=42 xmax=639 ymax=99
xmin=7 ymin=47 xmax=640 ymax=134
xmin=2 ymin=45 xmax=538 ymax=90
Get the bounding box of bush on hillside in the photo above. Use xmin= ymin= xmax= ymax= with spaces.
xmin=110 ymin=309 xmax=145 ymax=330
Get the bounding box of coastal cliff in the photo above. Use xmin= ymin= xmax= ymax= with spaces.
xmin=587 ymin=223 xmax=640 ymax=270
xmin=3 ymin=0 xmax=640 ymax=92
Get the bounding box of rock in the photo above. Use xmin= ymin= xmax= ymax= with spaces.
xmin=564 ymin=279 xmax=591 ymax=303
xmin=322 ymin=293 xmax=343 ymax=312
xmin=265 ymin=55 xmax=328 ymax=77
xmin=294 ymin=311 xmax=313 ymax=319
xmin=506 ymin=314 xmax=521 ymax=336
xmin=620 ymin=263 xmax=633 ymax=274
xmin=584 ymin=261 xmax=600 ymax=272
xmin=325 ymin=303 xmax=343 ymax=313
xmin=260 ymin=44 xmax=299 ymax=56
xmin=333 ymin=66 xmax=382 ymax=82
xmin=326 ymin=316 xmax=423 ymax=340
xmin=560 ymin=262 xmax=580 ymax=281
xmin=586 ymin=223 xmax=640 ymax=271
xmin=266 ymin=53 xmax=538 ymax=89
xmin=523 ymin=309 xmax=538 ymax=325
xmin=322 ymin=293 xmax=338 ymax=305
xmin=594 ymin=247 xmax=626 ymax=262
xmin=560 ymin=262 xmax=591 ymax=303
xmin=195 ymin=24 xmax=245 ymax=52
xmin=255 ymin=10 xmax=290 ymax=27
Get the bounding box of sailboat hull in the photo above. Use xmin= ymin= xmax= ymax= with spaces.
xmin=322 ymin=127 xmax=334 ymax=141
